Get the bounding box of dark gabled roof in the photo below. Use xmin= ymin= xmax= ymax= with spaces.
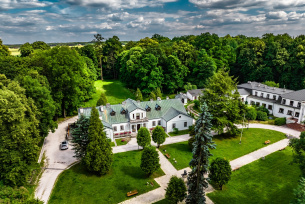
xmin=281 ymin=89 xmax=305 ymax=101
xmin=237 ymin=82 xmax=294 ymax=95
xmin=175 ymin=93 xmax=188 ymax=99
xmin=238 ymin=88 xmax=251 ymax=95
xmin=187 ymin=89 xmax=204 ymax=96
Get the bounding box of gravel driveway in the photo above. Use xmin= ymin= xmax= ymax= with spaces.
xmin=35 ymin=116 xmax=78 ymax=203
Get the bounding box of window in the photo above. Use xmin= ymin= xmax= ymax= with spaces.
xmin=273 ymin=95 xmax=276 ymax=100
xmin=114 ymin=126 xmax=117 ymax=132
xmin=287 ymin=110 xmax=292 ymax=115
xmin=279 ymin=108 xmax=284 ymax=113
xmin=143 ymin=123 xmax=146 ymax=127
xmin=141 ymin=113 xmax=143 ymax=118
xmin=179 ymin=116 xmax=181 ymax=118
xmin=172 ymin=123 xmax=176 ymax=129
xmin=250 ymin=101 xmax=255 ymax=105
xmin=255 ymin=92 xmax=258 ymax=96
xmin=267 ymin=94 xmax=270 ymax=98
xmin=261 ymin=93 xmax=264 ymax=97
xmin=256 ymin=102 xmax=260 ymax=106
xmin=290 ymin=101 xmax=294 ymax=106
xmin=282 ymin=99 xmax=286 ymax=104
xmin=184 ymin=122 xmax=187 ymax=127
xmin=262 ymin=103 xmax=266 ymax=108
xmin=136 ymin=113 xmax=140 ymax=119
xmin=133 ymin=114 xmax=135 ymax=119
xmin=295 ymin=112 xmax=300 ymax=117
xmin=158 ymin=120 xmax=161 ymax=125
xmin=268 ymin=105 xmax=273 ymax=110
xmin=298 ymin=102 xmax=301 ymax=108
xmin=153 ymin=121 xmax=156 ymax=126
xmin=120 ymin=125 xmax=124 ymax=131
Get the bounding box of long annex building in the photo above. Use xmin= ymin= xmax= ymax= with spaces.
xmin=78 ymin=98 xmax=194 ymax=141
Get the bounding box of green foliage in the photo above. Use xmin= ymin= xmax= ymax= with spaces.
xmin=137 ymin=127 xmax=151 ymax=148
xmin=149 ymin=91 xmax=156 ymax=100
xmin=135 ymin=88 xmax=143 ymax=101
xmin=0 ymin=39 xmax=10 ymax=57
xmin=31 ymin=41 xmax=50 ymax=50
xmin=193 ymin=100 xmax=200 ymax=109
xmin=173 ymin=128 xmax=179 ymax=135
xmin=140 ymin=146 xmax=160 ymax=175
xmin=154 ymin=87 xmax=162 ymax=98
xmin=152 ymin=126 xmax=166 ymax=148
xmin=19 ymin=42 xmax=33 ymax=57
xmin=184 ymin=82 xmax=196 ymax=92
xmin=291 ymin=177 xmax=305 ymax=204
xmin=245 ymin=106 xmax=257 ymax=120
xmin=188 ymin=125 xmax=196 ymax=149
xmin=186 ymin=102 xmax=215 ymax=204
xmin=93 ymin=34 xmax=105 ymax=80
xmin=201 ymin=69 xmax=246 ymax=136
xmin=165 ymin=176 xmax=187 ymax=204
xmin=256 ymin=111 xmax=268 ymax=121
xmin=289 ymin=132 xmax=305 ymax=177
xmin=0 ymin=185 xmax=43 ymax=204
xmin=263 ymin=81 xmax=279 ymax=88
xmin=275 ymin=117 xmax=286 ymax=126
xmin=256 ymin=105 xmax=269 ymax=115
xmin=83 ymin=107 xmax=113 ymax=175
xmin=0 ymin=74 xmax=41 ymax=186
xmin=209 ymin=157 xmax=232 ymax=190
xmin=96 ymin=92 xmax=107 ymax=106
xmin=71 ymin=115 xmax=90 ymax=159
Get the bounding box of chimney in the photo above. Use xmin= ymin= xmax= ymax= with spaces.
xmin=248 ymin=81 xmax=251 ymax=84
xmin=106 ymin=103 xmax=111 ymax=108
xmin=265 ymin=85 xmax=267 ymax=88
xmin=100 ymin=106 xmax=104 ymax=112
xmin=150 ymin=98 xmax=153 ymax=101
xmin=166 ymin=96 xmax=169 ymax=100
xmin=157 ymin=97 xmax=161 ymax=101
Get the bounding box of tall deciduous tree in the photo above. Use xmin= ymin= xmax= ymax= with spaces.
xmin=0 ymin=39 xmax=10 ymax=57
xmin=71 ymin=115 xmax=90 ymax=159
xmin=154 ymin=87 xmax=162 ymax=99
xmin=165 ymin=176 xmax=187 ymax=204
xmin=149 ymin=92 xmax=156 ymax=100
xmin=83 ymin=107 xmax=113 ymax=175
xmin=186 ymin=102 xmax=215 ymax=204
xmin=103 ymin=36 xmax=122 ymax=79
xmin=93 ymin=34 xmax=105 ymax=80
xmin=152 ymin=126 xmax=166 ymax=148
xmin=201 ymin=70 xmax=246 ymax=136
xmin=137 ymin=127 xmax=151 ymax=148
xmin=19 ymin=42 xmax=34 ymax=57
xmin=0 ymin=74 xmax=40 ymax=186
xmin=140 ymin=146 xmax=160 ymax=175
xmin=289 ymin=132 xmax=305 ymax=177
xmin=209 ymin=157 xmax=232 ymax=190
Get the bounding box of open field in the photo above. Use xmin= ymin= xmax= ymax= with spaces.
xmin=159 ymin=128 xmax=286 ymax=170
xmin=9 ymin=48 xmax=20 ymax=56
xmin=208 ymin=147 xmax=301 ymax=204
xmin=49 ymin=150 xmax=164 ymax=204
xmin=83 ymin=80 xmax=135 ymax=108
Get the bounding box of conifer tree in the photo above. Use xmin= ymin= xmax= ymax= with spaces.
xmin=83 ymin=107 xmax=113 ymax=175
xmin=135 ymin=88 xmax=143 ymax=101
xmin=154 ymin=87 xmax=162 ymax=99
xmin=152 ymin=125 xmax=166 ymax=148
xmin=71 ymin=115 xmax=90 ymax=159
xmin=149 ymin=91 xmax=156 ymax=100
xmin=96 ymin=92 xmax=107 ymax=106
xmin=186 ymin=102 xmax=215 ymax=204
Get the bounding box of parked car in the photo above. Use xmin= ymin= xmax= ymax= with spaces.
xmin=60 ymin=141 xmax=68 ymax=150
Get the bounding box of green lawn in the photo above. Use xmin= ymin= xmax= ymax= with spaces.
xmin=49 ymin=150 xmax=164 ymax=204
xmin=207 ymin=147 xmax=301 ymax=204
xmin=153 ymin=198 xmax=171 ymax=204
xmin=83 ymin=80 xmax=135 ymax=108
xmin=115 ymin=138 xmax=129 ymax=146
xmin=159 ymin=128 xmax=286 ymax=170
xmin=168 ymin=129 xmax=189 ymax=136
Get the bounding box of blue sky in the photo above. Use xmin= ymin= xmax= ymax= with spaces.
xmin=1 ymin=0 xmax=305 ymax=44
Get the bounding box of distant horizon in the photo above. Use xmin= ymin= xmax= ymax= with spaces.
xmin=1 ymin=0 xmax=305 ymax=44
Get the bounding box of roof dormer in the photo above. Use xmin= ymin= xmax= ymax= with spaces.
xmin=155 ymin=104 xmax=161 ymax=111
xmin=110 ymin=109 xmax=116 ymax=116
xmin=145 ymin=105 xmax=151 ymax=112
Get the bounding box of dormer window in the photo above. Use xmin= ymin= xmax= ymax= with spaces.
xmin=110 ymin=109 xmax=116 ymax=116
xmin=120 ymin=108 xmax=126 ymax=114
xmin=298 ymin=102 xmax=301 ymax=108
xmin=282 ymin=99 xmax=286 ymax=105
xmin=155 ymin=104 xmax=161 ymax=111
xmin=290 ymin=101 xmax=294 ymax=106
xmin=145 ymin=105 xmax=151 ymax=112
xmin=261 ymin=93 xmax=263 ymax=97
xmin=273 ymin=95 xmax=276 ymax=100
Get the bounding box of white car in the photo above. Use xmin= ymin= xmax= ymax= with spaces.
xmin=60 ymin=141 xmax=68 ymax=150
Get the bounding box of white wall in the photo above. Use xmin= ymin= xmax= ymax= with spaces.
xmin=187 ymin=92 xmax=194 ymax=101
xmin=251 ymin=90 xmax=279 ymax=100
xmin=246 ymin=98 xmax=274 ymax=114
xmin=273 ymin=104 xmax=300 ymax=119
xmin=129 ymin=109 xmax=146 ymax=120
xmin=166 ymin=114 xmax=193 ymax=133
xmin=104 ymin=128 xmax=114 ymax=141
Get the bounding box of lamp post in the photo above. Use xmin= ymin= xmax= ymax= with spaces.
xmin=239 ymin=112 xmax=245 ymax=144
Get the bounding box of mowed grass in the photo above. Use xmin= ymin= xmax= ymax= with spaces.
xmin=49 ymin=150 xmax=165 ymax=204
xmin=115 ymin=138 xmax=129 ymax=146
xmin=159 ymin=128 xmax=286 ymax=170
xmin=207 ymin=147 xmax=301 ymax=204
xmin=83 ymin=80 xmax=135 ymax=108
xmin=168 ymin=129 xmax=189 ymax=136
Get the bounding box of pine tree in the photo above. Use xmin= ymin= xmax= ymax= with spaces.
xmin=186 ymin=102 xmax=215 ymax=204
xmin=83 ymin=107 xmax=113 ymax=175
xmin=152 ymin=126 xmax=166 ymax=148
xmin=137 ymin=127 xmax=151 ymax=148
xmin=140 ymin=146 xmax=160 ymax=175
xmin=71 ymin=115 xmax=90 ymax=159
xmin=149 ymin=91 xmax=156 ymax=100
xmin=135 ymin=88 xmax=143 ymax=101
xmin=96 ymin=92 xmax=107 ymax=106
xmin=291 ymin=177 xmax=305 ymax=204
xmin=166 ymin=176 xmax=187 ymax=204
xmin=154 ymin=87 xmax=162 ymax=99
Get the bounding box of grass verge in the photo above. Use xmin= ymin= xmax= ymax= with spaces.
xmin=207 ymin=147 xmax=301 ymax=204
xmin=115 ymin=138 xmax=130 ymax=146
xmin=159 ymin=128 xmax=286 ymax=170
xmin=168 ymin=129 xmax=189 ymax=137
xmin=49 ymin=150 xmax=165 ymax=204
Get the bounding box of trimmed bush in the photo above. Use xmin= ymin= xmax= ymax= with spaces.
xmin=275 ymin=117 xmax=286 ymax=126
xmin=256 ymin=111 xmax=268 ymax=121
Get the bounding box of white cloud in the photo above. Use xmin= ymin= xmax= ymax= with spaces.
xmin=0 ymin=0 xmax=51 ymax=10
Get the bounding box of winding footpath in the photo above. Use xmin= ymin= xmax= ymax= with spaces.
xmin=35 ymin=123 xmax=300 ymax=203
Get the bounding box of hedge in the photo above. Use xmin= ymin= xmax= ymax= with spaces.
xmin=274 ymin=117 xmax=286 ymax=126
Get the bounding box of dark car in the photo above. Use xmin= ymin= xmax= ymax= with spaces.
xmin=60 ymin=141 xmax=68 ymax=150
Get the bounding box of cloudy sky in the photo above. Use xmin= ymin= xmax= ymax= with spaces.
xmin=1 ymin=0 xmax=305 ymax=44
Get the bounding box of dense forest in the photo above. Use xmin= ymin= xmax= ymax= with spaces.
xmin=1 ymin=32 xmax=305 ymax=201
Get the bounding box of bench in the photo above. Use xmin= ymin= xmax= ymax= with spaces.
xmin=150 ymin=181 xmax=154 ymax=186
xmin=165 ymin=153 xmax=170 ymax=159
xmin=264 ymin=140 xmax=270 ymax=145
xmin=127 ymin=190 xmax=138 ymax=197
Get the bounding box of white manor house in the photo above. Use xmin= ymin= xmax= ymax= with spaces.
xmin=78 ymin=98 xmax=194 ymax=141
xmin=238 ymin=81 xmax=305 ymax=123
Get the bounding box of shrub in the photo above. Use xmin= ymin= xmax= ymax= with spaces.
xmin=140 ymin=146 xmax=160 ymax=175
xmin=165 ymin=176 xmax=187 ymax=204
xmin=275 ymin=117 xmax=286 ymax=126
xmin=256 ymin=106 xmax=269 ymax=115
xmin=173 ymin=128 xmax=179 ymax=134
xmin=96 ymin=92 xmax=107 ymax=106
xmin=152 ymin=126 xmax=166 ymax=148
xmin=245 ymin=106 xmax=257 ymax=121
xmin=256 ymin=111 xmax=268 ymax=121
xmin=209 ymin=157 xmax=232 ymax=190
xmin=193 ymin=100 xmax=200 ymax=109
xmin=137 ymin=127 xmax=151 ymax=148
